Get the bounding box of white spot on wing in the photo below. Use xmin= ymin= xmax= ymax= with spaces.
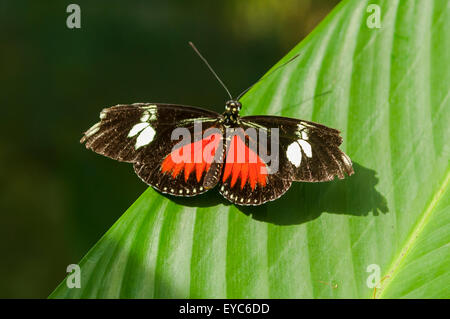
xmin=286 ymin=142 xmax=302 ymax=167
xmin=342 ymin=153 xmax=351 ymax=166
xmin=149 ymin=109 xmax=157 ymax=121
xmin=300 ymin=121 xmax=315 ymax=128
xmin=140 ymin=111 xmax=150 ymax=122
xmin=85 ymin=122 xmax=101 ymax=137
xmin=298 ymin=139 xmax=312 ymax=158
xmin=135 ymin=125 xmax=156 ymax=149
xmin=301 ymin=131 xmax=308 ymax=140
xmin=128 ymin=122 xmax=149 ymax=137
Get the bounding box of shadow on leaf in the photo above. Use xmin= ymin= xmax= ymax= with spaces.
xmin=163 ymin=162 xmax=388 ymax=225
xmin=240 ymin=162 xmax=388 ymax=225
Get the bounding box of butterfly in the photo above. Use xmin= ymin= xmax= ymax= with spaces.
xmin=80 ymin=43 xmax=354 ymax=206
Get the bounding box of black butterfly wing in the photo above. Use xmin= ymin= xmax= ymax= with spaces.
xmin=81 ymin=103 xmax=220 ymax=162
xmin=217 ymin=127 xmax=292 ymax=205
xmin=81 ymin=103 xmax=225 ymax=195
xmin=241 ymin=115 xmax=354 ymax=182
xmin=133 ymin=122 xmax=225 ymax=197
xmin=218 ymin=115 xmax=353 ymax=206
xmin=219 ymin=166 xmax=293 ymax=206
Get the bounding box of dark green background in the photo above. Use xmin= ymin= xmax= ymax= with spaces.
xmin=0 ymin=0 xmax=338 ymax=298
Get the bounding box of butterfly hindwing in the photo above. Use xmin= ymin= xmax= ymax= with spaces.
xmin=217 ymin=127 xmax=292 ymax=205
xmin=219 ymin=170 xmax=292 ymax=205
xmin=134 ymin=123 xmax=225 ymax=196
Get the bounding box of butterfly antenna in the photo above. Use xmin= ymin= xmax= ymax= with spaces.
xmin=236 ymin=53 xmax=301 ymax=101
xmin=189 ymin=41 xmax=233 ymax=100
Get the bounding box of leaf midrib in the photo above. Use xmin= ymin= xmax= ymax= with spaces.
xmin=376 ymin=167 xmax=450 ymax=298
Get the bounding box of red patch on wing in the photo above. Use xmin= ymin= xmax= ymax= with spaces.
xmin=161 ymin=133 xmax=221 ymax=181
xmin=222 ymin=135 xmax=268 ymax=190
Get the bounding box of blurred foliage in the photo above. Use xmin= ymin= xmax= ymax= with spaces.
xmin=0 ymin=0 xmax=338 ymax=298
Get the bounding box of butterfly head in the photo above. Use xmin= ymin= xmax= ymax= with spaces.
xmin=223 ymin=100 xmax=241 ymax=125
xmin=225 ymin=100 xmax=241 ymax=113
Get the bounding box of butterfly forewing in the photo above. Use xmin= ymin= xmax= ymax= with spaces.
xmin=81 ymin=103 xmax=226 ymax=195
xmin=81 ymin=103 xmax=221 ymax=162
xmin=241 ymin=115 xmax=354 ymax=182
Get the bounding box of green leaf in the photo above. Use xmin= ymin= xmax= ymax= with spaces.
xmin=50 ymin=0 xmax=450 ymax=298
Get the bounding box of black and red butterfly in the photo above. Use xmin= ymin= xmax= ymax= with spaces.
xmin=80 ymin=44 xmax=354 ymax=206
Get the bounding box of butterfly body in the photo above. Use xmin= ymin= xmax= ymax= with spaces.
xmin=81 ymin=101 xmax=354 ymax=205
